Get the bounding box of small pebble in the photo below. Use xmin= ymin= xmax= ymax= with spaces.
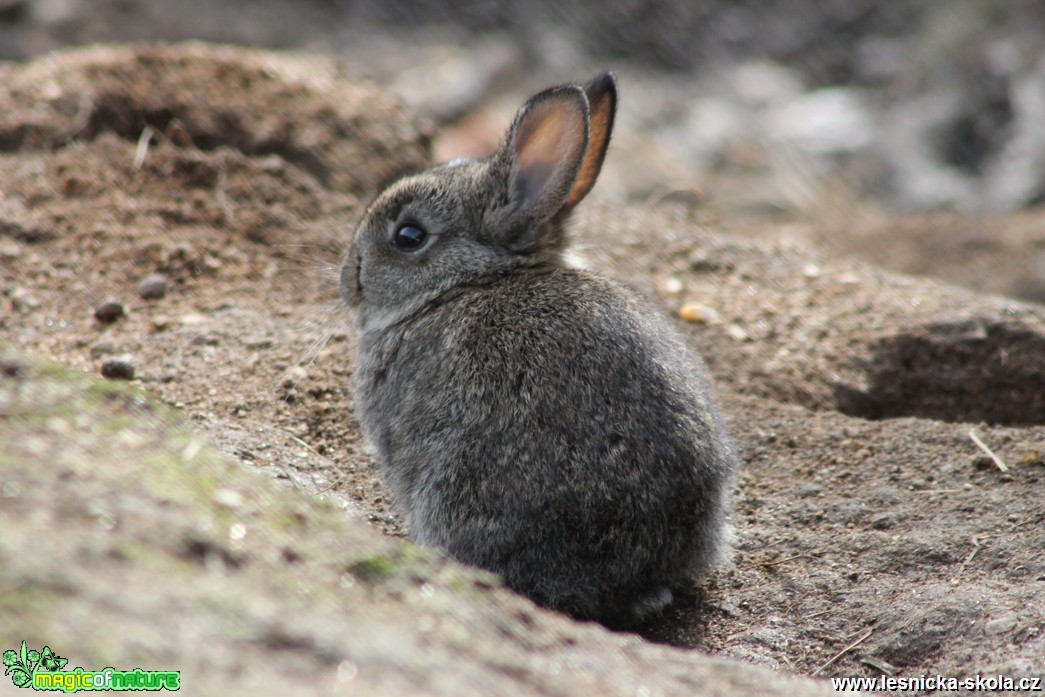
xmin=243 ymin=336 xmax=275 ymax=349
xmin=689 ymin=250 xmax=713 ymax=271
xmin=972 ymin=455 xmax=996 ymax=470
xmin=871 ymin=512 xmax=905 ymax=530
xmin=282 ymin=365 xmax=308 ymax=389
xmin=94 ymin=299 xmax=125 ymax=323
xmin=137 ymin=273 xmax=168 ymax=300
xmin=1016 ymin=449 xmax=1044 ymax=467
xmin=214 ymin=488 xmax=245 ymax=509
xmin=660 ymin=277 xmax=684 ymax=295
xmin=100 ymin=357 xmax=135 ymax=380
xmin=984 ymin=616 xmax=1018 ymax=635
xmin=726 ymin=323 xmax=750 ymax=341
xmin=89 ymin=340 xmax=118 ymax=358
xmin=10 ymin=287 xmax=41 ymax=311
xmin=0 ymin=240 xmax=24 ymax=260
xmin=679 ymin=302 xmax=720 ymax=324
xmin=179 ymin=313 xmax=207 ymax=325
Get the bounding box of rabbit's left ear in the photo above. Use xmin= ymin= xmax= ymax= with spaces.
xmin=564 ymin=72 xmax=617 ymax=210
xmin=506 ymin=84 xmax=590 ymax=225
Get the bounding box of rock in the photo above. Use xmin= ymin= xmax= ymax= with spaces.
xmin=678 ymin=302 xmax=720 ymax=324
xmin=242 ymin=336 xmax=275 ymax=349
xmin=870 ymin=512 xmax=905 ymax=530
xmin=8 ymin=286 xmax=40 ymax=311
xmin=984 ymin=616 xmax=1018 ymax=635
xmin=0 ymin=239 xmax=23 ymax=260
xmin=726 ymin=323 xmax=750 ymax=341
xmin=137 ymin=273 xmax=168 ymax=300
xmin=0 ymin=215 xmax=55 ymax=243
xmin=659 ymin=276 xmax=684 ymax=295
xmin=100 ymin=356 xmax=134 ymax=380
xmin=93 ymin=298 xmax=124 ymax=323
xmin=281 ymin=365 xmax=308 ymax=389
xmin=89 ymin=340 xmax=118 ymax=358
xmin=0 ymin=358 xmax=25 ymax=378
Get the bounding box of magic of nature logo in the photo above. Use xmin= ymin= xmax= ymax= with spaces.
xmin=4 ymin=641 xmax=180 ymax=692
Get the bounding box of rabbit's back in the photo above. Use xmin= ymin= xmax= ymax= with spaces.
xmin=354 ymin=267 xmax=736 ymax=622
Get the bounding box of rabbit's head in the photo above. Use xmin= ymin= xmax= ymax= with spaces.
xmin=341 ymin=73 xmax=617 ymax=330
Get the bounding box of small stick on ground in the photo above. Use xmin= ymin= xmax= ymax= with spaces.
xmin=811 ymin=627 xmax=874 ymax=677
xmin=290 ymin=434 xmax=323 ymax=459
xmin=804 ymin=608 xmax=833 ymax=620
xmin=763 ymin=552 xmax=812 ymax=567
xmin=953 ymin=535 xmax=983 ymax=581
xmin=969 ymin=430 xmax=1009 ymax=472
xmin=133 ymin=125 xmax=154 ymax=170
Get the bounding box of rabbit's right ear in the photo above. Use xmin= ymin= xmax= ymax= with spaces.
xmin=502 ymin=85 xmax=590 ymax=231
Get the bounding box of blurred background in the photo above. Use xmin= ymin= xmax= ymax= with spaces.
xmin=3 ymin=0 xmax=1044 ymax=300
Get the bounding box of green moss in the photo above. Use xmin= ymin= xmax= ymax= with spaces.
xmin=347 ymin=553 xmax=400 ymax=583
xmin=0 ymin=574 xmax=71 ymax=639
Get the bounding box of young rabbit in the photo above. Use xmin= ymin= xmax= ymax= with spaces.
xmin=341 ymin=73 xmax=737 ymax=626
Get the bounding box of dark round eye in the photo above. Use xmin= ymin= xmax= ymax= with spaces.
xmin=390 ymin=224 xmax=428 ymax=251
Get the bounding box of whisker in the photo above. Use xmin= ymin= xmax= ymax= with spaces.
xmin=288 ymin=301 xmax=350 ymax=376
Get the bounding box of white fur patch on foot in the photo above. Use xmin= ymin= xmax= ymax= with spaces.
xmin=630 ymin=586 xmax=673 ymax=622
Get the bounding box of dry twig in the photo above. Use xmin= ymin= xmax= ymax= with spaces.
xmin=969 ymin=430 xmax=1009 ymax=472
xmin=133 ymin=125 xmax=155 ymax=170
xmin=811 ymin=627 xmax=874 ymax=677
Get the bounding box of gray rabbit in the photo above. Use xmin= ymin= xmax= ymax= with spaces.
xmin=341 ymin=73 xmax=737 ymax=626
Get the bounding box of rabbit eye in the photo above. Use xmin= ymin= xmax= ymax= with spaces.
xmin=390 ymin=223 xmax=428 ymax=251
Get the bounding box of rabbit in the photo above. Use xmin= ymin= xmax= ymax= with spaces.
xmin=340 ymin=72 xmax=738 ymax=626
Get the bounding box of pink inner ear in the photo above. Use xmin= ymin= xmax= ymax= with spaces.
xmin=513 ymin=98 xmax=587 ymax=210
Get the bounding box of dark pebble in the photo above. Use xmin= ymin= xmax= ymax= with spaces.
xmin=101 ymin=358 xmax=135 ymax=380
xmin=138 ymin=273 xmax=168 ymax=300
xmin=94 ymin=299 xmax=125 ymax=323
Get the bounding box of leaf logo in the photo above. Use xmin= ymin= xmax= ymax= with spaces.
xmin=3 ymin=640 xmax=38 ymax=688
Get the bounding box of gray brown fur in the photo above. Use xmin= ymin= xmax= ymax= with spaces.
xmin=341 ymin=73 xmax=737 ymax=625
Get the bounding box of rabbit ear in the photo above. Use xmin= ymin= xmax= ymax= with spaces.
xmin=564 ymin=72 xmax=617 ymax=210
xmin=506 ymin=85 xmax=590 ymax=225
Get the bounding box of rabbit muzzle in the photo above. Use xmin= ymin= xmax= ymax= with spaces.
xmin=340 ymin=243 xmax=362 ymax=308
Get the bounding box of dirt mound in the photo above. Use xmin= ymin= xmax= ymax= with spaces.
xmin=0 ymin=42 xmax=429 ymax=193
xmin=2 ymin=43 xmax=1043 ymax=691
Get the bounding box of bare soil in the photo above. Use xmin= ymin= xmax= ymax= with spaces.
xmin=2 ymin=44 xmax=1042 ymax=692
